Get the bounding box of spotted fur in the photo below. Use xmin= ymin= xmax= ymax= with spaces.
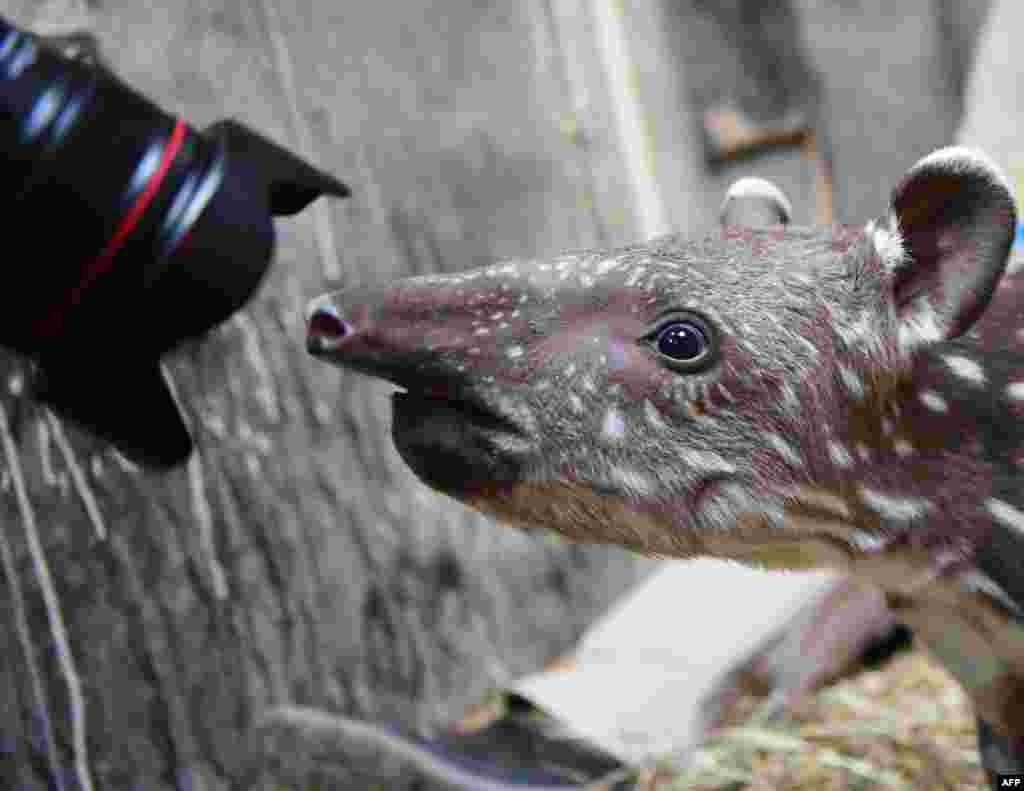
xmin=308 ymin=147 xmax=1024 ymax=785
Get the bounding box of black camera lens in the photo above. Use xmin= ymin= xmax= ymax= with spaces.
xmin=0 ymin=16 xmax=348 ymax=467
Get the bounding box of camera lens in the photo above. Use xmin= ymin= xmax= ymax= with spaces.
xmin=0 ymin=15 xmax=348 ymax=465
xmin=0 ymin=24 xmax=216 ymax=359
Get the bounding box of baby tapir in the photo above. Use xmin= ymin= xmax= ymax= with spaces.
xmin=307 ymin=147 xmax=1024 ymax=787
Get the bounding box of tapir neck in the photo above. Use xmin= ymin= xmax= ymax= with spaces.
xmin=913 ymin=271 xmax=1024 ymax=613
xmin=823 ymin=271 xmax=1024 ymax=609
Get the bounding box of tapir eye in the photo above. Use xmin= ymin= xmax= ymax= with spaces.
xmin=648 ymin=314 xmax=716 ymax=371
xmin=656 ymin=322 xmax=707 ymax=360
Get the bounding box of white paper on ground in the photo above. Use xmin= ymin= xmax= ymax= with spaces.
xmin=511 ymin=559 xmax=838 ymax=763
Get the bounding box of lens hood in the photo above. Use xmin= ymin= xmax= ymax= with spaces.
xmin=0 ymin=17 xmax=349 ymax=466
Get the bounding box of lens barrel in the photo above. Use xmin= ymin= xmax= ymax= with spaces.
xmin=0 ymin=22 xmax=226 ymax=357
xmin=0 ymin=16 xmax=348 ymax=466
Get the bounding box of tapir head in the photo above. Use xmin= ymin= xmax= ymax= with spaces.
xmin=307 ymin=148 xmax=1016 ymax=561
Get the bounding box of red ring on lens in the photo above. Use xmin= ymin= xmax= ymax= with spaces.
xmin=31 ymin=117 xmax=188 ymax=339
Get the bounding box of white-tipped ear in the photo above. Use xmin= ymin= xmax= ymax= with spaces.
xmin=720 ymin=177 xmax=792 ymax=227
xmin=882 ymin=146 xmax=1017 ymax=350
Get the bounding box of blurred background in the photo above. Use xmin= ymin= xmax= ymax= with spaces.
xmin=0 ymin=0 xmax=1016 ymax=788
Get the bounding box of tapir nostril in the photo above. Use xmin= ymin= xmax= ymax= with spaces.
xmin=306 ymin=303 xmax=351 ymax=355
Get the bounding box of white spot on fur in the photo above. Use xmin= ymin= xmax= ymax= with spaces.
xmin=595 ymin=258 xmax=618 ymax=276
xmin=568 ymin=394 xmax=584 ymax=413
xmin=943 ymin=354 xmax=986 ymax=386
xmin=781 ymin=385 xmax=799 ymax=411
xmin=893 ymin=439 xmax=915 ymax=457
xmin=856 ymin=443 xmax=872 ymax=462
xmin=602 ymin=408 xmax=627 ymax=442
xmin=1007 ymin=382 xmax=1024 ymax=401
xmin=987 ymin=497 xmax=1024 ymax=535
xmin=881 ymin=417 xmax=894 ymax=436
xmin=474 ymin=327 xmax=490 ymax=336
xmin=846 ymin=532 xmax=886 ymax=552
xmin=766 ymin=433 xmax=803 ymax=467
xmin=837 ymin=365 xmax=864 ymax=398
xmin=681 ymin=449 xmax=736 ymax=474
xmin=492 ymin=433 xmax=535 ymax=456
xmin=866 ymin=219 xmax=906 ymax=270
xmin=859 ymin=487 xmax=931 ymax=521
xmin=959 ymin=570 xmax=1021 ymax=614
xmin=919 ymin=389 xmax=949 ymax=413
xmin=897 ymin=299 xmax=945 ymax=352
xmin=506 ymin=345 xmax=524 ymax=359
xmin=607 ymin=465 xmax=654 ymax=497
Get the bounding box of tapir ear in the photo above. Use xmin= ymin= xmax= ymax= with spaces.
xmin=882 ymin=147 xmax=1016 ymax=348
xmin=720 ymin=177 xmax=792 ymax=227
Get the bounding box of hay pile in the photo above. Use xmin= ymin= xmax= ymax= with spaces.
xmin=645 ymin=649 xmax=985 ymax=790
